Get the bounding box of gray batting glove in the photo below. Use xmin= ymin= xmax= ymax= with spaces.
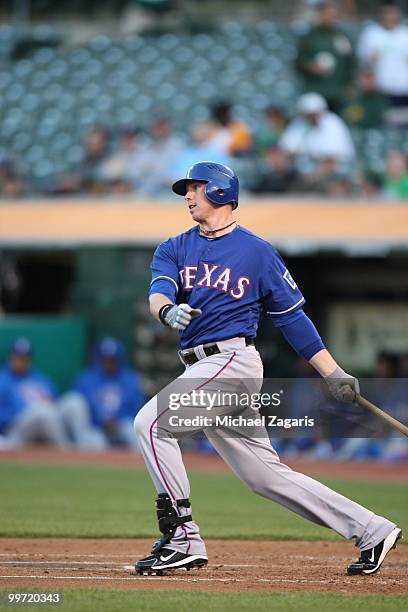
xmin=164 ymin=303 xmax=202 ymax=331
xmin=325 ymin=366 xmax=360 ymax=403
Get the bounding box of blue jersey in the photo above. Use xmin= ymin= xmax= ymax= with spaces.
xmin=149 ymin=225 xmax=305 ymax=350
xmin=0 ymin=366 xmax=58 ymax=432
xmin=73 ymin=341 xmax=145 ymax=427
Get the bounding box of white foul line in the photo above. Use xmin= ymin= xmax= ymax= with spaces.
xmin=0 ymin=560 xmax=257 ymax=569
xmin=0 ymin=561 xmax=128 ymax=567
xmin=0 ymin=574 xmax=236 ymax=583
xmin=0 ymin=553 xmax=137 ymax=558
xmin=0 ymin=574 xmax=401 ymax=586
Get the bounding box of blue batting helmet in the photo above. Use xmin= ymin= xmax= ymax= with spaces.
xmin=172 ymin=162 xmax=239 ymax=210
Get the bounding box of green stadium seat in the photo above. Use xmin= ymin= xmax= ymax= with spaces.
xmin=48 ymin=58 xmax=69 ymax=78
xmin=191 ymin=33 xmax=213 ymax=51
xmin=123 ymin=35 xmax=145 ymax=52
xmin=32 ymin=47 xmax=57 ymax=65
xmin=88 ymin=35 xmax=114 ymax=53
xmin=0 ymin=22 xmax=404 ymax=184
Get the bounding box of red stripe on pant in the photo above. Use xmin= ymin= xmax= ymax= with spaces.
xmin=148 ymin=351 xmax=237 ymax=552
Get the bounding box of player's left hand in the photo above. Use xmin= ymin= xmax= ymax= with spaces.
xmin=324 ymin=366 xmax=360 ymax=403
xmin=164 ymin=303 xmax=202 ymax=331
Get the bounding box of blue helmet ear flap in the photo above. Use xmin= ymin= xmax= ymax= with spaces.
xmin=172 ymin=161 xmax=239 ymax=209
xmin=204 ymin=175 xmax=239 ymax=209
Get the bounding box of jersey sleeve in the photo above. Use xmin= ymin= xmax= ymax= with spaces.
xmin=149 ymin=239 xmax=180 ymax=302
xmin=261 ymin=247 xmax=305 ymax=325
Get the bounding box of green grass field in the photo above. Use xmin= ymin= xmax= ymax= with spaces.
xmin=0 ymin=589 xmax=407 ymax=612
xmin=0 ymin=461 xmax=406 ymax=611
xmin=0 ymin=462 xmax=406 ymax=539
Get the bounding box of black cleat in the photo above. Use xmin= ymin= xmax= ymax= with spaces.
xmin=347 ymin=527 xmax=402 ymax=575
xmin=135 ymin=547 xmax=208 ymax=576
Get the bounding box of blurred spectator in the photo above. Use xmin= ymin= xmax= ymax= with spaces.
xmin=359 ymin=169 xmax=384 ymax=197
xmin=72 ymin=337 xmax=145 ymax=452
xmin=0 ymin=337 xmax=103 ymax=450
xmin=357 ymin=3 xmax=408 ymax=126
xmin=129 ymin=115 xmax=183 ymax=196
xmin=0 ymin=254 xmax=21 ymax=313
xmin=335 ymin=351 xmax=405 ymax=461
xmin=371 ymin=351 xmax=402 ymax=417
xmin=170 ymin=121 xmax=232 ymax=181
xmin=80 ymin=125 xmax=111 ymax=193
xmin=47 ymin=125 xmax=111 ymax=195
xmin=382 ymin=352 xmax=408 ymax=462
xmin=250 ymin=145 xmax=298 ymax=193
xmin=296 ymin=157 xmax=355 ymax=195
xmin=398 ymin=353 xmax=408 ymax=378
xmin=366 ymin=351 xmax=405 ymax=450
xmin=296 ymin=0 xmax=355 ymax=113
xmin=135 ymin=320 xmax=183 ymax=397
xmin=383 ymin=150 xmax=408 ymax=199
xmin=97 ymin=127 xmax=144 ymax=193
xmin=342 ymin=69 xmax=388 ymax=129
xmin=0 ymin=337 xmax=68 ymax=449
xmin=0 ymin=159 xmax=26 ymax=198
xmin=280 ymin=93 xmax=355 ymax=183
xmin=207 ymin=101 xmax=252 ymax=157
xmin=255 ymin=105 xmax=289 ymax=155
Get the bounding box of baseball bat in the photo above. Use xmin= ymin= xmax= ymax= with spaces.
xmin=356 ymin=394 xmax=408 ymax=438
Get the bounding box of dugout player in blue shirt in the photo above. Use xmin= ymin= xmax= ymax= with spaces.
xmin=134 ymin=162 xmax=401 ymax=576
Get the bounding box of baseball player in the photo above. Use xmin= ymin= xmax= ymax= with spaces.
xmin=134 ymin=162 xmax=401 ymax=576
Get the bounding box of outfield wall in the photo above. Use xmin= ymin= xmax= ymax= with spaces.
xmin=0 ymin=197 xmax=407 ymax=251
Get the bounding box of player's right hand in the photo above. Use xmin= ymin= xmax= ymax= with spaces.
xmin=324 ymin=366 xmax=360 ymax=403
xmin=164 ymin=303 xmax=202 ymax=331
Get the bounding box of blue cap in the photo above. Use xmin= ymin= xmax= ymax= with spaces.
xmin=99 ymin=337 xmax=120 ymax=357
xmin=10 ymin=336 xmax=32 ymax=356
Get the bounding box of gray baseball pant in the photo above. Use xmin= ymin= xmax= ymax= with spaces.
xmin=134 ymin=337 xmax=396 ymax=557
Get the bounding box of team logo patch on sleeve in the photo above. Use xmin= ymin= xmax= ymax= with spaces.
xmin=283 ymin=269 xmax=297 ymax=290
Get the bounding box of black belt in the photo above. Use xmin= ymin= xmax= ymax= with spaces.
xmin=178 ymin=337 xmax=255 ymax=366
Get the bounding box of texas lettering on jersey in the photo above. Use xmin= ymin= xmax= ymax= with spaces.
xmin=180 ymin=263 xmax=250 ymax=300
xmin=149 ymin=225 xmax=305 ymax=349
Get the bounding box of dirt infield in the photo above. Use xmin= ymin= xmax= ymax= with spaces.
xmin=0 ymin=537 xmax=406 ymax=595
xmin=0 ymin=447 xmax=407 ymax=482
xmin=1 ymin=449 xmax=406 ymax=595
